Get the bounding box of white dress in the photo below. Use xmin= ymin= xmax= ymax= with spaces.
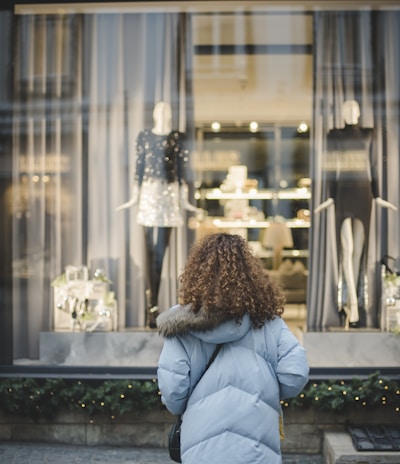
xmin=134 ymin=129 xmax=189 ymax=227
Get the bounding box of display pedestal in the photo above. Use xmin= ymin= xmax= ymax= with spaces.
xmin=302 ymin=331 xmax=400 ymax=368
xmin=40 ymin=331 xmax=164 ymax=367
xmin=40 ymin=329 xmax=400 ymax=369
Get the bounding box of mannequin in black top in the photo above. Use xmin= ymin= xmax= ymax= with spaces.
xmin=315 ymin=100 xmax=396 ymax=328
xmin=117 ymin=101 xmax=200 ymax=328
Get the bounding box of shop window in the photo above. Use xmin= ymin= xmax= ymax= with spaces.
xmin=0 ymin=2 xmax=399 ymax=369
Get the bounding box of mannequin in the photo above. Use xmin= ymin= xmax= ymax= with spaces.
xmin=315 ymin=100 xmax=396 ymax=328
xmin=117 ymin=101 xmax=200 ymax=328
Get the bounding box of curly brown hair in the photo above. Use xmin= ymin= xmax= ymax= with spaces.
xmin=178 ymin=233 xmax=285 ymax=328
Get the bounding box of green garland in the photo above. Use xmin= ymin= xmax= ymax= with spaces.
xmin=0 ymin=378 xmax=161 ymax=421
xmin=0 ymin=372 xmax=398 ymax=422
xmin=282 ymin=372 xmax=400 ymax=413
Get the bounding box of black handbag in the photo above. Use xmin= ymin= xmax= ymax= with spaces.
xmin=168 ymin=416 xmax=182 ymax=462
xmin=168 ymin=344 xmax=222 ymax=463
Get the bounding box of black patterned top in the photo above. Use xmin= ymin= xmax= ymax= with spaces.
xmin=135 ymin=130 xmax=189 ymax=185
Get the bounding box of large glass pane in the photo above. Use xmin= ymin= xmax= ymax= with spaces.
xmin=0 ymin=1 xmax=398 ymax=369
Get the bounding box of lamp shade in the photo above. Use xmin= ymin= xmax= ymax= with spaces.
xmin=262 ymin=222 xmax=293 ymax=249
xmin=262 ymin=221 xmax=293 ymax=270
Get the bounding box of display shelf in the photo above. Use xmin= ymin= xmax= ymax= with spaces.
xmin=194 ymin=185 xmax=311 ymax=267
xmin=209 ymin=217 xmax=310 ymax=229
xmin=195 ymin=187 xmax=311 ymax=201
xmin=248 ymin=243 xmax=309 ymax=259
xmin=255 ymin=248 xmax=309 ymax=259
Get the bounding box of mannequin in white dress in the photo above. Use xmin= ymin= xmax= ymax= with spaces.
xmin=118 ymin=101 xmax=200 ymax=327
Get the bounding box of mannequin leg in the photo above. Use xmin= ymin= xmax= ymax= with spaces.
xmin=143 ymin=227 xmax=172 ymax=328
xmin=340 ymin=218 xmax=359 ymax=327
xmin=351 ymin=218 xmax=365 ymax=304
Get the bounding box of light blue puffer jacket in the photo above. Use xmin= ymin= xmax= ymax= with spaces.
xmin=157 ymin=304 xmax=309 ymax=464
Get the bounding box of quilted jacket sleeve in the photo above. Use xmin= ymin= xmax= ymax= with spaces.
xmin=275 ymin=321 xmax=309 ymax=399
xmin=157 ymin=336 xmax=191 ymax=415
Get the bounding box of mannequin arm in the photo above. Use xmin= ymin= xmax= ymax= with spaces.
xmin=314 ymin=197 xmax=334 ymax=214
xmin=180 ymin=182 xmax=203 ymax=215
xmin=116 ymin=183 xmax=139 ymax=211
xmin=375 ymin=197 xmax=398 ymax=212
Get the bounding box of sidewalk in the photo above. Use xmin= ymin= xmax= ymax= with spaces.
xmin=0 ymin=442 xmax=323 ymax=463
xmin=1 ymin=442 xmax=168 ymax=464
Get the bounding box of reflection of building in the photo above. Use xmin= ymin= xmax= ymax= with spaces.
xmin=0 ymin=2 xmax=399 ymax=374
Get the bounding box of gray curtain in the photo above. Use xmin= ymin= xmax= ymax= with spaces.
xmin=308 ymin=10 xmax=400 ymax=331
xmin=12 ymin=14 xmax=83 ymax=358
xmin=12 ymin=11 xmax=194 ymax=359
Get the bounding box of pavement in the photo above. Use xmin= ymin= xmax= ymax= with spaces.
xmin=0 ymin=442 xmax=323 ymax=463
xmin=0 ymin=442 xmax=168 ymax=464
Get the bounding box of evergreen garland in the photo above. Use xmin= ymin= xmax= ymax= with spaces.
xmin=282 ymin=372 xmax=400 ymax=413
xmin=0 ymin=372 xmax=398 ymax=421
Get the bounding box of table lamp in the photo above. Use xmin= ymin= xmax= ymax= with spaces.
xmin=262 ymin=221 xmax=293 ymax=270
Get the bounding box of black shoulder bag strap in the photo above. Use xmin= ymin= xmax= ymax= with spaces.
xmin=190 ymin=343 xmax=223 ymax=401
xmin=183 ymin=343 xmax=223 ymax=414
xmin=168 ymin=343 xmax=223 ymax=462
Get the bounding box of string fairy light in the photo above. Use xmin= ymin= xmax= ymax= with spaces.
xmin=0 ymin=373 xmax=398 ymax=422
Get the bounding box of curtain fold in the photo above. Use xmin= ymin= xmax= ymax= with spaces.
xmin=378 ymin=13 xmax=400 ymax=261
xmin=12 ymin=14 xmax=83 ymax=358
xmin=308 ymin=10 xmax=400 ymax=331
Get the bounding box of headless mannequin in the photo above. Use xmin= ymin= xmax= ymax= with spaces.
xmin=117 ymin=101 xmax=200 ymax=328
xmin=315 ymin=100 xmax=397 ymax=329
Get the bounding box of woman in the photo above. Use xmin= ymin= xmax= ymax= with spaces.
xmin=157 ymin=233 xmax=309 ymax=464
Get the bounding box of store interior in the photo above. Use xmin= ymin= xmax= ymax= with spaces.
xmin=190 ymin=12 xmax=313 ymax=334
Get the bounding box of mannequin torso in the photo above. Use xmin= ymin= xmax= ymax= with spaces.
xmin=326 ymin=124 xmax=375 ymax=245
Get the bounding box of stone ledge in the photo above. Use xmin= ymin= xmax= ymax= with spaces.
xmin=1 ymin=408 xmax=399 ymax=455
xmin=303 ymin=332 xmax=400 ymax=368
xmin=0 ymin=409 xmax=174 ymax=448
xmin=39 ymin=331 xmax=164 ymax=366
xmin=323 ymin=431 xmax=400 ymax=464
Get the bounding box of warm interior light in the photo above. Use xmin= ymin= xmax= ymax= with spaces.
xmin=297 ymin=122 xmax=308 ymax=133
xmin=211 ymin=121 xmax=221 ymax=132
xmin=249 ymin=121 xmax=258 ymax=132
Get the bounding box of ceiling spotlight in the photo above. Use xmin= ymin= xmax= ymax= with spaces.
xmin=211 ymin=121 xmax=221 ymax=132
xmin=249 ymin=121 xmax=258 ymax=133
xmin=297 ymin=122 xmax=308 ymax=133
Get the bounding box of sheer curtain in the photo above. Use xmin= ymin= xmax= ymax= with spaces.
xmin=12 ymin=11 xmax=194 ymax=359
xmin=13 ymin=14 xmax=83 ymax=358
xmin=308 ymin=10 xmax=400 ymax=331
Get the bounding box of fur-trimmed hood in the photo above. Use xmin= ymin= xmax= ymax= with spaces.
xmin=156 ymin=304 xmax=251 ymax=343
